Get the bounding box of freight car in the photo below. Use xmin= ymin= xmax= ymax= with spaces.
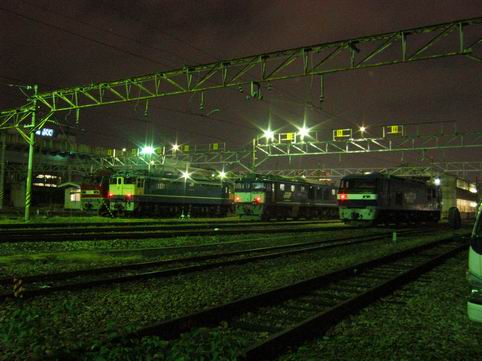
xmin=108 ymin=167 xmax=232 ymax=217
xmin=80 ymin=169 xmax=112 ymax=214
xmin=337 ymin=173 xmax=441 ymax=225
xmin=234 ymin=174 xmax=338 ymax=221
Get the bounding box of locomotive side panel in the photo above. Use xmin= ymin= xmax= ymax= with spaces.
xmin=109 ymin=170 xmax=231 ymax=217
xmin=235 ymin=175 xmax=337 ymax=220
xmin=338 ymin=173 xmax=441 ymax=224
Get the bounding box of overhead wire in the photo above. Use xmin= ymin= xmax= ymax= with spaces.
xmin=17 ymin=0 xmax=189 ymax=67
xmin=0 ymin=6 xmax=172 ymax=68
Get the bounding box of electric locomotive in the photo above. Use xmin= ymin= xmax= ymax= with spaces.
xmin=468 ymin=203 xmax=482 ymax=323
xmin=108 ymin=167 xmax=232 ymax=217
xmin=234 ymin=174 xmax=338 ymax=221
xmin=337 ymin=173 xmax=441 ymax=224
xmin=80 ymin=169 xmax=112 ymax=214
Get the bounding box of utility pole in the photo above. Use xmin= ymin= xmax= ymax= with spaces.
xmin=0 ymin=133 xmax=5 ymax=210
xmin=24 ymin=84 xmax=38 ymax=222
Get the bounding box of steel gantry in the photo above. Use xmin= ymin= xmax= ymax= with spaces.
xmin=253 ymin=130 xmax=482 ymax=167
xmin=0 ymin=16 xmax=481 ymax=220
xmin=252 ymin=162 xmax=482 ymax=179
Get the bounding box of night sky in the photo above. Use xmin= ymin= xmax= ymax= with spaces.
xmin=0 ymin=0 xmax=481 ymax=171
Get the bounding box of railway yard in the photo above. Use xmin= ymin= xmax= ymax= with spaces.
xmin=0 ymin=217 xmax=479 ymax=360
xmin=1 ymin=3 xmax=481 ymax=360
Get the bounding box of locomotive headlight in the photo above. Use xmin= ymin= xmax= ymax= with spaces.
xmin=434 ymin=177 xmax=441 ymax=186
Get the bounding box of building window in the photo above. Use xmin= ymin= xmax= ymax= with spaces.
xmin=70 ymin=191 xmax=81 ymax=202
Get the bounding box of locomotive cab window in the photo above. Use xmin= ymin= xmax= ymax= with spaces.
xmin=136 ymin=178 xmax=145 ymax=188
xmin=290 ymin=185 xmax=295 ymax=192
xmin=252 ymin=182 xmax=265 ymax=190
xmin=235 ymin=183 xmax=247 ymax=190
xmin=156 ymin=183 xmax=166 ymax=190
xmin=280 ymin=184 xmax=285 ymax=191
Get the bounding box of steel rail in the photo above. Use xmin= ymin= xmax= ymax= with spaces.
xmin=0 ymin=230 xmax=421 ymax=300
xmin=0 ymin=223 xmax=348 ymax=243
xmin=0 ymin=219 xmax=336 ymax=234
xmin=74 ymin=236 xmax=465 ymax=361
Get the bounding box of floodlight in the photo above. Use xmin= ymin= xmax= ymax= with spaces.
xmin=297 ymin=125 xmax=310 ymax=139
xmin=181 ymin=170 xmax=191 ymax=180
xmin=262 ymin=128 xmax=274 ymax=141
xmin=218 ymin=170 xmax=227 ymax=179
xmin=141 ymin=146 xmax=155 ymax=155
xmin=172 ymin=143 xmax=180 ymax=151
xmin=359 ymin=126 xmax=367 ymax=133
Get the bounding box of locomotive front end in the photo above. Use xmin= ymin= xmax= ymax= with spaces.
xmin=234 ymin=180 xmax=266 ymax=219
xmin=108 ymin=175 xmax=142 ymax=214
xmin=338 ymin=175 xmax=379 ymax=224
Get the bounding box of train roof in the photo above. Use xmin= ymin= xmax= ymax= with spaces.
xmin=237 ymin=173 xmax=335 ymax=186
xmin=341 ymin=172 xmax=432 ymax=185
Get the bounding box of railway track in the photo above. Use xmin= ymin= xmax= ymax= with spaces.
xmin=72 ymin=235 xmax=466 ymax=360
xmin=0 ymin=218 xmax=336 ymax=231
xmin=0 ymin=229 xmax=423 ymax=299
xmin=0 ymin=220 xmax=345 ymax=243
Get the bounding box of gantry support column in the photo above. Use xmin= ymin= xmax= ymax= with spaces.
xmin=24 ymin=84 xmax=38 ymax=222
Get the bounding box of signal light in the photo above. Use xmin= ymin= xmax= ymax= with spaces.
xmin=339 ymin=193 xmax=347 ymax=200
xmin=255 ymin=196 xmax=261 ymax=204
xmin=108 ymin=193 xmax=113 ymax=198
xmin=126 ymin=193 xmax=132 ymax=199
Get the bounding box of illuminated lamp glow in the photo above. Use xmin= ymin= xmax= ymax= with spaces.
xmin=263 ymin=128 xmax=274 ymax=141
xmin=434 ymin=177 xmax=441 ymax=186
xmin=218 ymin=170 xmax=227 ymax=179
xmin=235 ymin=195 xmax=241 ymax=202
xmin=339 ymin=194 xmax=347 ymax=200
xmin=181 ymin=170 xmax=191 ymax=180
xmin=126 ymin=193 xmax=132 ymax=199
xmin=172 ymin=143 xmax=180 ymax=151
xmin=108 ymin=193 xmax=113 ymax=198
xmin=255 ymin=196 xmax=261 ymax=204
xmin=359 ymin=126 xmax=367 ymax=133
xmin=470 ymin=202 xmax=478 ymax=208
xmin=141 ymin=146 xmax=155 ymax=155
xmin=297 ymin=125 xmax=310 ymax=139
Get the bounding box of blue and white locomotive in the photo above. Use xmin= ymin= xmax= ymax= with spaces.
xmin=337 ymin=173 xmax=441 ymax=224
xmin=234 ymin=174 xmax=338 ymax=221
